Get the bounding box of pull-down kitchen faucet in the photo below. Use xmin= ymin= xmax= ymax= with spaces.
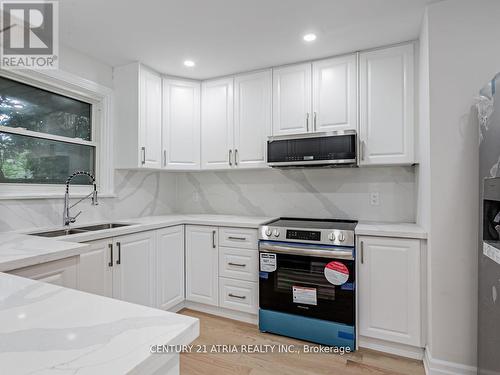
xmin=63 ymin=171 xmax=98 ymax=227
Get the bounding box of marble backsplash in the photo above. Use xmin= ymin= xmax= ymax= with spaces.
xmin=0 ymin=170 xmax=177 ymax=232
xmin=175 ymin=167 xmax=416 ymax=222
xmin=0 ymin=166 xmax=416 ymax=232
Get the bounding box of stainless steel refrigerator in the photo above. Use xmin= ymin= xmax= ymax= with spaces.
xmin=478 ymin=72 xmax=500 ymax=375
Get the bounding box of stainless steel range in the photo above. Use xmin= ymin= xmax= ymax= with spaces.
xmin=258 ymin=217 xmax=357 ymax=350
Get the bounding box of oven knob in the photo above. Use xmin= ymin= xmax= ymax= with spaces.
xmin=273 ymin=229 xmax=280 ymax=237
xmin=338 ymin=232 xmax=346 ymax=242
xmin=265 ymin=228 xmax=272 ymax=236
xmin=328 ymin=233 xmax=336 ymax=241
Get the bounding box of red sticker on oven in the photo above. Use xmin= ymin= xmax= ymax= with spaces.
xmin=324 ymin=261 xmax=349 ymax=285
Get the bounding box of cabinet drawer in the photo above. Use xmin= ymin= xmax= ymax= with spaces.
xmin=219 ymin=277 xmax=258 ymax=314
xmin=219 ymin=227 xmax=258 ymax=249
xmin=219 ymin=247 xmax=258 ymax=282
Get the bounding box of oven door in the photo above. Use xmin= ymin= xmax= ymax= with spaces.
xmin=259 ymin=242 xmax=355 ymax=326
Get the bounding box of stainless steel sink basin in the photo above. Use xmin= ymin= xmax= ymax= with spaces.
xmin=31 ymin=228 xmax=89 ymax=237
xmin=76 ymin=223 xmax=133 ymax=231
xmin=30 ymin=223 xmax=134 ymax=237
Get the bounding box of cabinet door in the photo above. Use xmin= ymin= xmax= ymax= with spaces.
xmin=78 ymin=239 xmax=113 ymax=297
xmin=312 ymin=54 xmax=357 ymax=132
xmin=201 ymin=78 xmax=234 ymax=169
xmin=139 ymin=67 xmax=163 ymax=168
xmin=113 ymin=231 xmax=156 ymax=307
xmin=358 ymin=236 xmax=421 ymax=346
xmin=234 ymin=70 xmax=271 ymax=168
xmin=272 ymin=63 xmax=312 ymax=136
xmin=157 ymin=225 xmax=185 ymax=310
xmin=185 ymin=225 xmax=219 ymax=306
xmin=359 ymin=43 xmax=415 ymax=165
xmin=163 ymin=79 xmax=201 ymax=170
xmin=9 ymin=257 xmax=78 ymax=289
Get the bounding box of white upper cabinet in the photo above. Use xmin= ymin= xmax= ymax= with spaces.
xmin=139 ymin=68 xmax=163 ymax=168
xmin=162 ymin=78 xmax=201 ymax=170
xmin=201 ymin=78 xmax=234 ymax=169
xmin=312 ymin=54 xmax=358 ymax=132
xmin=359 ymin=43 xmax=415 ymax=165
xmin=114 ymin=63 xmax=163 ymax=169
xmin=234 ymin=70 xmax=272 ymax=168
xmin=358 ymin=236 xmax=422 ymax=347
xmin=272 ymin=63 xmax=312 ymax=135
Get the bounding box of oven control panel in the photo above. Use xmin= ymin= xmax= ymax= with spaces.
xmin=259 ymin=225 xmax=355 ymax=247
xmin=286 ymin=229 xmax=321 ymax=241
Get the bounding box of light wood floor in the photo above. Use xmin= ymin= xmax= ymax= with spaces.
xmin=179 ymin=309 xmax=425 ymax=375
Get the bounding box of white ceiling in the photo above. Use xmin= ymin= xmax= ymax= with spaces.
xmin=60 ymin=0 xmax=430 ymax=80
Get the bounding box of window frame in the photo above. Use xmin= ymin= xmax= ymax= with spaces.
xmin=0 ymin=68 xmax=114 ymax=199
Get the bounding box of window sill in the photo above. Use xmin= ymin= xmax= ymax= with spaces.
xmin=0 ymin=192 xmax=117 ymax=200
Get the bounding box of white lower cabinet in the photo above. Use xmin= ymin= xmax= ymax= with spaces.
xmin=219 ymin=277 xmax=258 ymax=314
xmin=156 ymin=226 xmax=185 ymax=309
xmin=358 ymin=236 xmax=422 ymax=347
xmin=9 ymin=257 xmax=78 ymax=289
xmin=219 ymin=247 xmax=258 ymax=282
xmin=78 ymin=239 xmax=113 ymax=297
xmin=112 ymin=231 xmax=156 ymax=307
xmin=185 ymin=225 xmax=219 ymax=306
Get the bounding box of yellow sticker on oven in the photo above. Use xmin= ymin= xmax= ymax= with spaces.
xmin=324 ymin=261 xmax=349 ymax=285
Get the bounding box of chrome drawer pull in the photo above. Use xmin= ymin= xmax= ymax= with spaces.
xmin=228 ymin=293 xmax=246 ymax=299
xmin=228 ymin=236 xmax=246 ymax=241
xmin=228 ymin=262 xmax=246 ymax=267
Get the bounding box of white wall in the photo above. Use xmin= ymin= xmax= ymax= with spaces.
xmin=59 ymin=44 xmax=114 ymax=88
xmin=176 ymin=167 xmax=416 ymax=222
xmin=422 ymin=0 xmax=500 ymax=371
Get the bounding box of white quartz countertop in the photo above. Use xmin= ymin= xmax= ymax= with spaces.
xmin=0 ymin=214 xmax=274 ymax=272
xmin=0 ymin=233 xmax=90 ymax=272
xmin=355 ymin=221 xmax=427 ymax=239
xmin=0 ymin=272 xmax=199 ymax=375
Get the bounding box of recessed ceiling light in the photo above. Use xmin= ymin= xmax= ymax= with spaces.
xmin=303 ymin=33 xmax=317 ymax=42
xmin=184 ymin=60 xmax=195 ymax=67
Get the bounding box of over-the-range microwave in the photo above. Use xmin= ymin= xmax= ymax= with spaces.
xmin=267 ymin=130 xmax=357 ymax=168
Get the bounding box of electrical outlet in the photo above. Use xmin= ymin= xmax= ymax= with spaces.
xmin=370 ymin=192 xmax=380 ymax=206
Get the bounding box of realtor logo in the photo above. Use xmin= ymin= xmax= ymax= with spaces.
xmin=0 ymin=0 xmax=58 ymax=69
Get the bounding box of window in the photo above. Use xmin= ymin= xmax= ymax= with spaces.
xmin=0 ymin=76 xmax=95 ymax=185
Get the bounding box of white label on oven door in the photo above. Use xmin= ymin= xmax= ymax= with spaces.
xmin=292 ymin=286 xmax=317 ymax=306
xmin=483 ymin=241 xmax=500 ymax=265
xmin=260 ymin=253 xmax=277 ymax=272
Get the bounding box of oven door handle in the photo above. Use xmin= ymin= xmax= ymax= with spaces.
xmin=259 ymin=243 xmax=354 ymax=260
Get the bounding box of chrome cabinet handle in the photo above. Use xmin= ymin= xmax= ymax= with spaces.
xmin=228 ymin=293 xmax=246 ymax=300
xmin=235 ymin=149 xmax=238 ymax=166
xmin=313 ymin=112 xmax=317 ymax=131
xmin=228 ymin=262 xmax=247 ymax=267
xmin=361 ymin=141 xmax=366 ymax=161
xmin=141 ymin=146 xmax=146 ymax=165
xmin=229 ymin=149 xmax=232 ymax=166
xmin=212 ymin=230 xmax=217 ymax=248
xmin=360 ymin=240 xmax=364 ymax=264
xmin=116 ymin=242 xmax=121 ymax=265
xmin=108 ymin=243 xmax=113 ymax=267
xmin=163 ymin=149 xmax=167 ymax=167
xmin=228 ymin=236 xmax=246 ymax=241
xmin=306 ymin=113 xmax=310 ymax=131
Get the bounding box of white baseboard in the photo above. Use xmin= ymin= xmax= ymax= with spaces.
xmin=183 ymin=301 xmax=258 ymax=324
xmin=423 ymin=347 xmax=477 ymax=375
xmin=358 ymin=336 xmax=424 ymax=360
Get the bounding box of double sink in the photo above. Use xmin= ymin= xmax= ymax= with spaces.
xmin=31 ymin=223 xmax=133 ymax=238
